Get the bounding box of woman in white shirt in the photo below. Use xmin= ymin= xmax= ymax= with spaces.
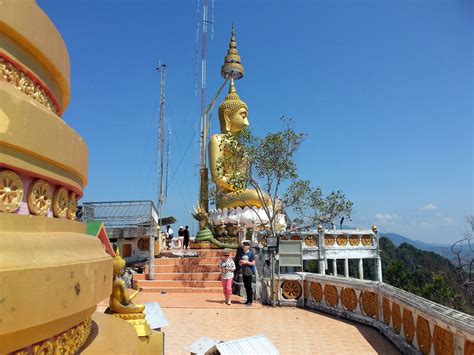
xmin=220 ymin=251 xmax=236 ymax=305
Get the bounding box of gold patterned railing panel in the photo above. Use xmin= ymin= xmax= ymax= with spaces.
xmin=416 ymin=316 xmax=431 ymax=354
xmin=349 ymin=235 xmax=360 ymax=246
xmin=402 ymin=309 xmax=415 ymax=344
xmin=392 ymin=302 xmax=402 ymax=334
xmin=341 ymin=288 xmax=357 ymax=311
xmin=382 ymin=297 xmax=391 ymax=325
xmin=433 ymin=325 xmax=454 ymax=355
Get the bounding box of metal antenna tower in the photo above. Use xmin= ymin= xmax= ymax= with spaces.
xmin=199 ymin=0 xmax=209 ymax=170
xmin=156 ymin=62 xmax=167 ymax=218
xmin=197 ymin=0 xmax=216 ymax=211
xmin=152 ymin=62 xmax=166 ymax=280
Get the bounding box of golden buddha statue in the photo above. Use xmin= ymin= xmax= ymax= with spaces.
xmin=209 ymin=80 xmax=272 ymax=209
xmin=109 ymin=250 xmax=153 ymax=338
xmin=110 ymin=250 xmax=145 ymax=314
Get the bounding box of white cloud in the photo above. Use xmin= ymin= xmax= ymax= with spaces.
xmin=375 ymin=213 xmax=400 ymax=223
xmin=440 ymin=217 xmax=456 ymax=226
xmin=419 ymin=204 xmax=438 ymax=211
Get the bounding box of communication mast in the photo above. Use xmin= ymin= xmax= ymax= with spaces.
xmin=196 ymin=0 xmax=215 ymax=212
xmin=151 ymin=62 xmax=166 ymax=280
xmin=156 ymin=62 xmax=167 ymax=221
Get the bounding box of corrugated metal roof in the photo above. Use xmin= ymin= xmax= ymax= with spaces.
xmin=213 ymin=335 xmax=279 ymax=355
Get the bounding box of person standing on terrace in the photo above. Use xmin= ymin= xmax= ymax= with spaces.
xmin=220 ymin=251 xmax=236 ymax=305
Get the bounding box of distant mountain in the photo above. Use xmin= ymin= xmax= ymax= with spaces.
xmin=380 ymin=232 xmax=472 ymax=267
xmin=381 ymin=232 xmax=450 ymax=251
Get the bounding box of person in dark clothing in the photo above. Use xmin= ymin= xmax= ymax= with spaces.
xmin=239 ymin=241 xmax=255 ymax=305
xmin=183 ymin=225 xmax=190 ymax=249
xmin=232 ymin=243 xmax=244 ymax=295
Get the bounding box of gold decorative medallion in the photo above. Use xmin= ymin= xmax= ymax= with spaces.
xmin=0 ymin=170 xmax=24 ymax=212
xmin=27 ymin=179 xmax=52 ymax=216
xmin=382 ymin=297 xmax=391 ymax=325
xmin=433 ymin=325 xmax=454 ymax=355
xmin=67 ymin=192 xmax=77 ymax=219
xmin=52 ymin=187 xmax=69 ymax=218
xmin=392 ymin=303 xmax=402 ymax=334
xmin=304 ymin=235 xmax=317 ymax=247
xmin=341 ymin=288 xmax=357 ymax=311
xmin=349 ymin=235 xmax=360 ymax=246
xmin=336 ymin=234 xmax=348 ymax=246
xmin=281 ymin=280 xmax=302 ymax=300
xmin=324 ymin=284 xmax=339 ymax=306
xmin=416 ymin=316 xmax=431 ymax=354
xmin=311 ymin=282 xmax=323 ymax=302
xmin=403 ymin=309 xmax=415 ymax=343
xmin=324 ymin=235 xmax=335 ymax=246
xmin=361 ymin=291 xmax=377 ymax=317
xmin=137 ymin=238 xmax=150 ymax=251
xmin=361 ymin=235 xmax=373 ymax=246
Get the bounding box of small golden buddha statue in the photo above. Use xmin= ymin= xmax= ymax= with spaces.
xmin=110 ymin=250 xmax=145 ymax=314
xmin=209 ymin=80 xmax=271 ymax=209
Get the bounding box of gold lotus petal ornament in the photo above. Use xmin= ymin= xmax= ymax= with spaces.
xmin=67 ymin=192 xmax=77 ymax=220
xmin=52 ymin=187 xmax=69 ymax=218
xmin=27 ymin=179 xmax=52 ymax=216
xmin=0 ymin=170 xmax=24 ymax=212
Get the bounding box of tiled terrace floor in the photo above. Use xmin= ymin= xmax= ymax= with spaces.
xmin=133 ymin=293 xmax=400 ymax=355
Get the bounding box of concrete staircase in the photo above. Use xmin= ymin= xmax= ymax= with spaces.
xmin=134 ymin=249 xmax=234 ymax=293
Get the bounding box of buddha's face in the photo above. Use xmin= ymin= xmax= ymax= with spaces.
xmin=225 ymin=107 xmax=249 ymax=133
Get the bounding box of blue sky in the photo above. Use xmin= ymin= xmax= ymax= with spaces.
xmin=37 ymin=0 xmax=472 ymax=243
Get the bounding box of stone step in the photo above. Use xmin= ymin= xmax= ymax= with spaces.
xmin=140 ymin=286 xmax=222 ymax=294
xmin=137 ymin=280 xmax=221 ymax=288
xmin=134 ymin=264 xmax=222 ymax=278
xmin=154 ymin=272 xmax=222 ymax=281
xmin=154 ymin=257 xmax=223 ymax=266
xmin=159 ymin=249 xmax=235 ymax=257
xmin=134 ymin=272 xmax=221 ymax=281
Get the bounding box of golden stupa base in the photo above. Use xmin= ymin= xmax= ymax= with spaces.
xmin=81 ymin=313 xmax=164 ymax=355
xmin=112 ymin=313 xmax=152 ymax=337
xmin=138 ymin=330 xmax=164 ymax=355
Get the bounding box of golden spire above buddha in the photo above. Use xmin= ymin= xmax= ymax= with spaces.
xmin=221 ymin=22 xmax=244 ymax=80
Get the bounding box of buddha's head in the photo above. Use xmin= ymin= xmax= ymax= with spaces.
xmin=113 ymin=248 xmax=126 ymax=277
xmin=218 ymin=80 xmax=249 ymax=134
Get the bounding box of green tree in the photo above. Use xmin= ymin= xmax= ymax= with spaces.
xmin=421 ymin=273 xmax=454 ymax=306
xmin=215 ymin=117 xmax=305 ymax=237
xmin=283 ymin=180 xmax=353 ymax=227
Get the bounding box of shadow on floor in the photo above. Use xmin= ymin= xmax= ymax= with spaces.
xmin=299 ymin=308 xmax=401 ymax=354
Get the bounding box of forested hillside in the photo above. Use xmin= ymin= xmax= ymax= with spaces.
xmin=377 ymin=237 xmax=472 ymax=314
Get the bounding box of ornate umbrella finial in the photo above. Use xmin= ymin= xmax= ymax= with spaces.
xmin=221 ymin=22 xmax=244 ymax=80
